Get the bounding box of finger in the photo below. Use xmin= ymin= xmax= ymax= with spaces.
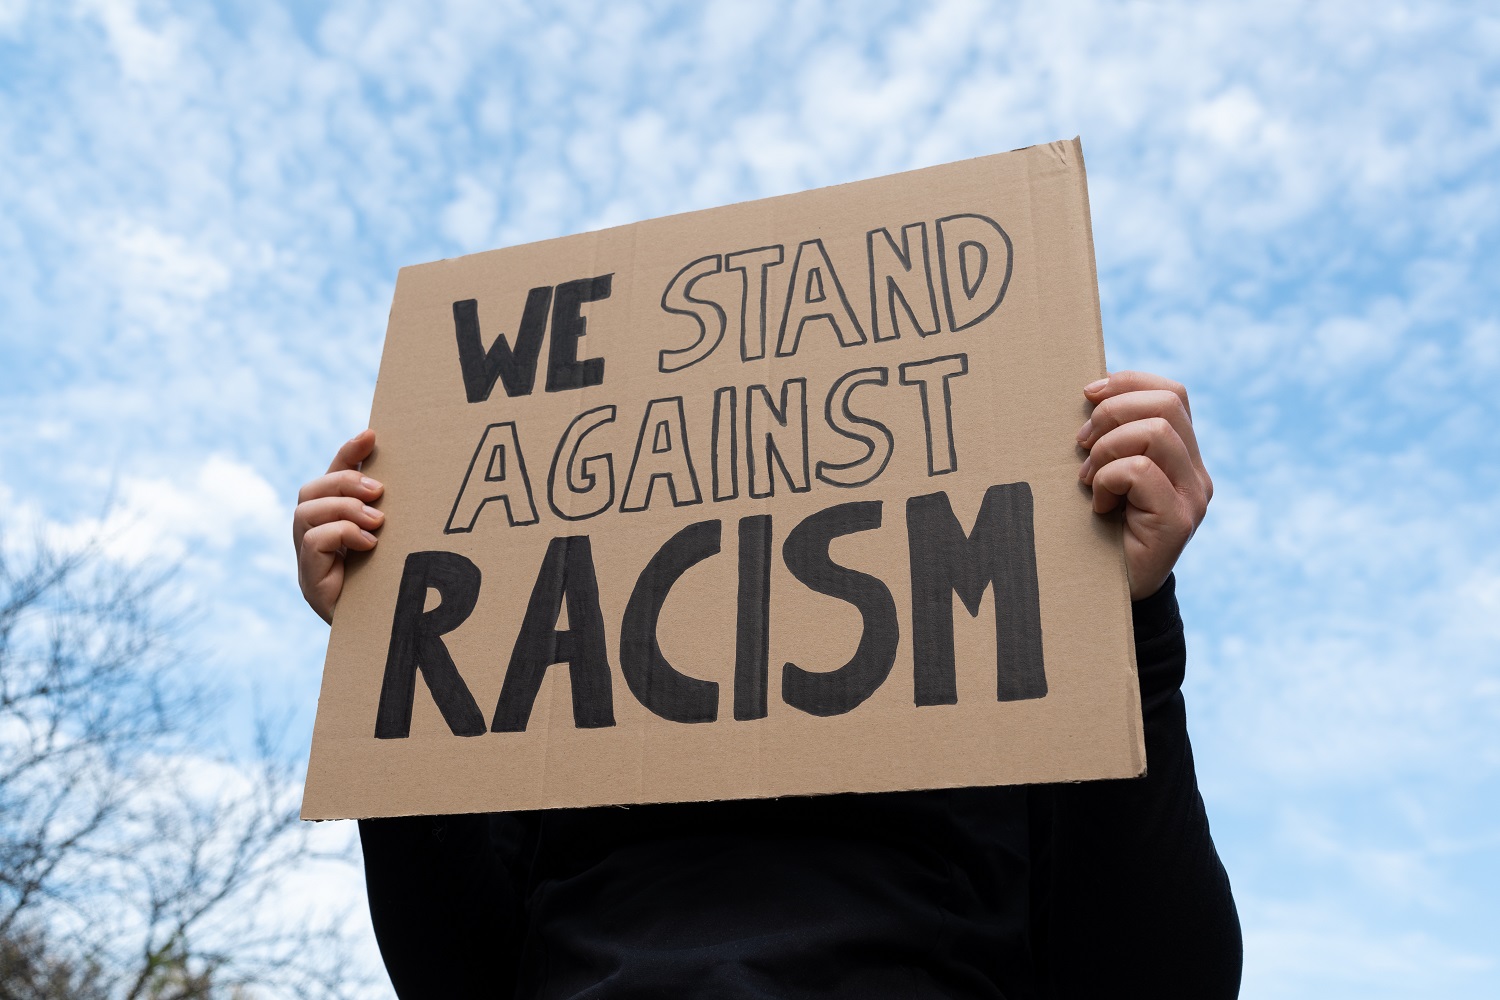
xmin=1080 ymin=417 xmax=1199 ymax=499
xmin=327 ymin=429 xmax=377 ymax=475
xmin=1083 ymin=371 xmax=1192 ymax=418
xmin=1090 ymin=454 xmax=1191 ymax=530
xmin=1091 ymin=454 xmax=1197 ymax=600
xmin=296 ymin=468 xmax=384 ymax=506
xmin=292 ymin=496 xmax=385 ymax=546
xmin=1076 ymin=389 xmax=1202 ymax=467
xmin=300 ymin=518 xmax=378 ymax=559
xmin=298 ymin=519 xmax=378 ymax=590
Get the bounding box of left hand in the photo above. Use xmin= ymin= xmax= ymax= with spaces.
xmin=1077 ymin=371 xmax=1213 ymax=601
xmin=294 ymin=430 xmax=384 ymax=624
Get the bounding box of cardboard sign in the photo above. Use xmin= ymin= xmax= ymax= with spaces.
xmin=301 ymin=137 xmax=1144 ymax=821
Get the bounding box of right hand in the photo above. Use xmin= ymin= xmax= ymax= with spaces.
xmin=293 ymin=430 xmax=385 ymax=623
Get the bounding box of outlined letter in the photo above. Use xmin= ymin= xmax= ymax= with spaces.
xmin=711 ymin=386 xmax=738 ymax=502
xmin=446 ymin=422 xmax=539 ymax=532
xmin=816 ymin=366 xmax=894 ymax=489
xmin=725 ymin=245 xmax=784 ymax=361
xmin=620 ymin=397 xmax=703 ymax=512
xmin=775 ymin=239 xmax=867 ymax=356
xmin=452 ymin=287 xmax=552 ymax=402
xmin=867 ymin=223 xmax=938 ymax=341
xmin=935 ymin=214 xmax=1013 ymax=332
xmin=906 ymin=484 xmax=1046 ymax=706
xmin=781 ymin=501 xmax=899 ymax=717
xmin=492 ymin=536 xmax=615 ymax=733
xmin=545 ymin=273 xmax=611 ymax=392
xmin=746 ymin=378 xmax=810 ymax=498
xmin=620 ymin=519 xmax=723 ymax=723
xmin=547 ymin=405 xmax=618 ymax=522
xmin=898 ymin=354 xmax=969 ymax=477
xmin=374 ymin=551 xmax=486 ymax=739
xmin=659 ymin=255 xmax=727 ymax=373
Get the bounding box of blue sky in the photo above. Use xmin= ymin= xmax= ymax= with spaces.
xmin=2 ymin=1 xmax=1497 ymax=995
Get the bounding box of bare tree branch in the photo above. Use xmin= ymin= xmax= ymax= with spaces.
xmin=1 ymin=532 xmax=375 ymax=1000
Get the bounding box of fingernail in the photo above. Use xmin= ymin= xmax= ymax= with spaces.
xmin=1078 ymin=458 xmax=1092 ymax=482
xmin=1076 ymin=419 xmax=1092 ymax=443
xmin=1085 ymin=378 xmax=1109 ymax=393
xmin=360 ymin=530 xmax=377 ymax=545
xmin=363 ymin=505 xmax=383 ymax=520
xmin=361 ymin=477 xmax=381 ymax=491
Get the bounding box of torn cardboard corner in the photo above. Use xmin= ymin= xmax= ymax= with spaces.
xmin=301 ymin=136 xmax=1143 ymax=822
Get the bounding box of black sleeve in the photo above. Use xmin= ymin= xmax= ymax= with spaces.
xmin=359 ymin=812 xmax=534 ymax=999
xmin=1027 ymin=575 xmax=1242 ymax=998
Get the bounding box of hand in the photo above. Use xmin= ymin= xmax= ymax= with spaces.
xmin=293 ymin=430 xmax=385 ymax=623
xmin=1077 ymin=372 xmax=1213 ymax=601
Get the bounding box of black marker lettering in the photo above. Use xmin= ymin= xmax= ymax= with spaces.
xmin=374 ymin=551 xmax=486 ymax=739
xmin=725 ymin=246 xmax=784 ymax=362
xmin=492 ymin=536 xmax=615 ymax=733
xmin=620 ymin=519 xmax=722 ymax=723
xmin=711 ymin=386 xmax=739 ymax=502
xmin=898 ymin=354 xmax=969 ymax=476
xmin=547 ymin=405 xmax=618 ymax=522
xmin=775 ymin=239 xmax=867 ymax=356
xmin=452 ymin=287 xmax=552 ymax=402
xmin=734 ymin=514 xmax=772 ymax=721
xmin=816 ymin=366 xmax=893 ymax=489
xmin=866 ymin=222 xmax=939 ymax=341
xmin=658 ymin=255 xmax=727 ymax=373
xmin=906 ymin=484 xmax=1046 ymax=706
xmin=545 ymin=274 xmax=611 ymax=392
xmin=781 ymin=501 xmax=899 ymax=717
xmin=446 ymin=422 xmax=539 ymax=532
xmin=935 ymin=214 xmax=1013 ymax=332
xmin=620 ymin=397 xmax=703 ymax=512
xmin=746 ymin=378 xmax=811 ymax=498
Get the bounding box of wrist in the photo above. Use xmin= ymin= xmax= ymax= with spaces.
xmin=1130 ymin=572 xmax=1179 ymax=643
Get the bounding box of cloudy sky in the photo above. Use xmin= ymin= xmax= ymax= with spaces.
xmin=2 ymin=1 xmax=1497 ymax=996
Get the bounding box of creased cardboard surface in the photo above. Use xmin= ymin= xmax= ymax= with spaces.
xmin=301 ymin=137 xmax=1143 ymax=820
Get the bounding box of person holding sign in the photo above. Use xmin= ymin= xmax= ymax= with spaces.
xmin=293 ymin=370 xmax=1239 ymax=999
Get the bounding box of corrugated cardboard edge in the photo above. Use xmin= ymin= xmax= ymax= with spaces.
xmin=1068 ymin=135 xmax=1146 ymax=781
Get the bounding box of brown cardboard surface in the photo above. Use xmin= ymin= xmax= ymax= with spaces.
xmin=301 ymin=137 xmax=1143 ymax=820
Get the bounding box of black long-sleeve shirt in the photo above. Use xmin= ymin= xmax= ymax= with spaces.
xmin=359 ymin=576 xmax=1241 ymax=998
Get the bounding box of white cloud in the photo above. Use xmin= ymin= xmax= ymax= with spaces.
xmin=49 ymin=746 xmax=383 ymax=999
xmin=1462 ymin=320 xmax=1500 ymax=371
xmin=1184 ymin=465 xmax=1500 ymax=784
xmin=440 ymin=174 xmax=499 ymax=250
xmin=0 ymin=0 xmax=29 ymax=35
xmin=1241 ymin=898 xmax=1494 ymax=1000
xmin=76 ymin=0 xmax=187 ymax=82
xmin=1275 ymin=807 xmax=1452 ymax=910
xmin=31 ymin=454 xmax=284 ymax=569
xmin=104 ymin=220 xmax=233 ymax=331
xmin=3 ymin=2 xmax=1498 ymax=996
xmin=1187 ymin=86 xmax=1268 ymax=149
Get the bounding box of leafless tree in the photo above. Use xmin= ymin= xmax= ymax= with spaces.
xmin=0 ymin=533 xmax=375 ymax=1000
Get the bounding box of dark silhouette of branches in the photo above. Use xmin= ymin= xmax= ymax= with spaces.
xmin=0 ymin=534 xmax=373 ymax=1000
